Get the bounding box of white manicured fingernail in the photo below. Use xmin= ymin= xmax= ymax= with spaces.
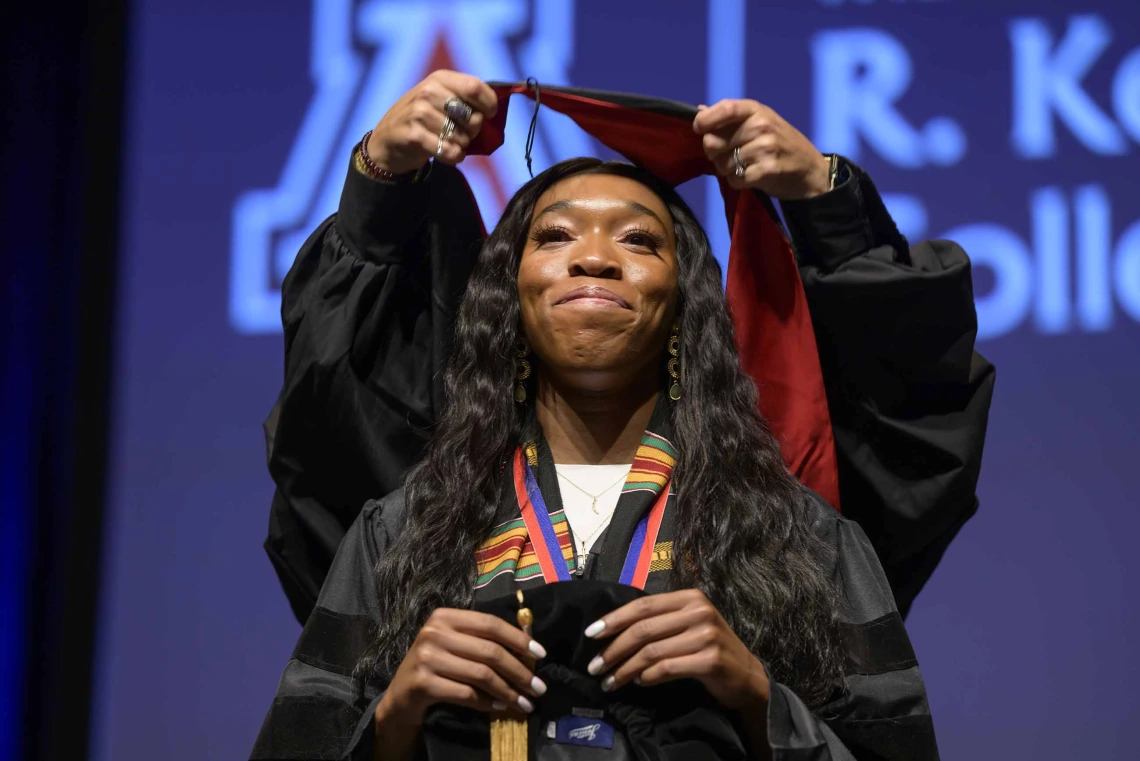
xmin=492 ymin=700 xmax=506 ymax=711
xmin=531 ymin=676 xmax=547 ymax=695
xmin=587 ymin=655 xmax=605 ymax=676
xmin=584 ymin=620 xmax=605 ymax=638
xmin=529 ymin=640 xmax=547 ymax=659
xmin=517 ymin=695 xmax=535 ymax=713
xmin=601 ymin=675 xmax=616 ymax=692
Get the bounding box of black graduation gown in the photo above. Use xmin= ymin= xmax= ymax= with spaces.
xmin=263 ymin=154 xmax=995 ymax=624
xmin=250 ymin=485 xmax=937 ymax=761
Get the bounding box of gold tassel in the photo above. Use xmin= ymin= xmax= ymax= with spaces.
xmin=490 ymin=713 xmax=528 ymax=761
xmin=490 ymin=589 xmax=533 ymax=761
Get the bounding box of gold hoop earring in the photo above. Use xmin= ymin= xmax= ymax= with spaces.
xmin=514 ymin=337 xmax=531 ymax=403
xmin=667 ymin=325 xmax=680 ymax=401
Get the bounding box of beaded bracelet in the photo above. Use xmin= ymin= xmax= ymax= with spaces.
xmin=356 ymin=130 xmax=428 ymax=182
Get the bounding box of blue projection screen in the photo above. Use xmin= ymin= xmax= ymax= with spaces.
xmin=93 ymin=1 xmax=1140 ymax=759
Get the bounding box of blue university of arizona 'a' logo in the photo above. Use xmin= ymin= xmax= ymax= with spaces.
xmin=230 ymin=0 xmax=593 ymax=334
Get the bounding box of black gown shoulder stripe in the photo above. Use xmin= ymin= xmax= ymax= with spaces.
xmin=839 ymin=611 xmax=919 ymax=676
xmin=828 ymin=713 xmax=939 ymax=761
xmin=250 ymin=695 xmax=364 ymax=760
xmin=291 ymin=605 xmax=375 ymax=677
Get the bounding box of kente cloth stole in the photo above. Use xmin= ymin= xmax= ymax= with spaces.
xmin=475 ymin=420 xmax=678 ymax=592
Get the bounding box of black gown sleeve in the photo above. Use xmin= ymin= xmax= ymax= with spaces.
xmin=780 ymin=163 xmax=996 ymax=617
xmin=764 ymin=495 xmax=939 ymax=760
xmin=264 ymin=156 xmax=485 ymax=623
xmin=251 ymin=495 xmax=405 ymax=761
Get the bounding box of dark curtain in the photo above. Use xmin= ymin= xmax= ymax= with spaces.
xmin=0 ymin=1 xmax=128 ymax=759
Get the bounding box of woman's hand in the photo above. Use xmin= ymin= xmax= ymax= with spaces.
xmin=366 ymin=70 xmax=499 ymax=174
xmin=584 ymin=589 xmax=770 ymax=711
xmin=372 ymin=608 xmax=547 ymax=759
xmin=583 ymin=590 xmax=775 ymax=761
xmin=693 ymin=99 xmax=831 ymax=199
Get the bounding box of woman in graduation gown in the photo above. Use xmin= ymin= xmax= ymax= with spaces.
xmin=264 ymin=75 xmax=993 ymax=628
xmin=252 ymin=72 xmax=990 ymax=760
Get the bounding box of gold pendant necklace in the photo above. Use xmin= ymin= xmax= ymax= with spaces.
xmin=556 ymin=467 xmax=629 ymax=515
xmin=573 ymin=513 xmax=616 ymax=576
xmin=557 ymin=465 xmax=629 ymax=575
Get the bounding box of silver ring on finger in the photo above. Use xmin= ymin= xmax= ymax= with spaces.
xmin=732 ymin=146 xmax=747 ymax=178
xmin=444 ymin=97 xmax=474 ymax=126
xmin=436 ymin=116 xmax=455 ymax=159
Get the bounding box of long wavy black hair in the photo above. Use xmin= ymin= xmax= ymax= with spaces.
xmin=358 ymin=158 xmax=845 ymax=707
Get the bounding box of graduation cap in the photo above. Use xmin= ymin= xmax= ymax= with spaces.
xmin=421 ymin=580 xmax=745 ymax=760
xmin=468 ymin=82 xmax=839 ymax=509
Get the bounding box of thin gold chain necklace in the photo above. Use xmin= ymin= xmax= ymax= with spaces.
xmin=556 ymin=467 xmax=629 ymax=514
xmin=572 ymin=516 xmax=615 ymax=575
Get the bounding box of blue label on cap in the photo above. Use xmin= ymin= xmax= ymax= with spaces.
xmin=554 ymin=715 xmax=614 ymax=749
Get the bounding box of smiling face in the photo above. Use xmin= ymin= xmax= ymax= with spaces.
xmin=517 ymin=172 xmax=680 ymax=394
